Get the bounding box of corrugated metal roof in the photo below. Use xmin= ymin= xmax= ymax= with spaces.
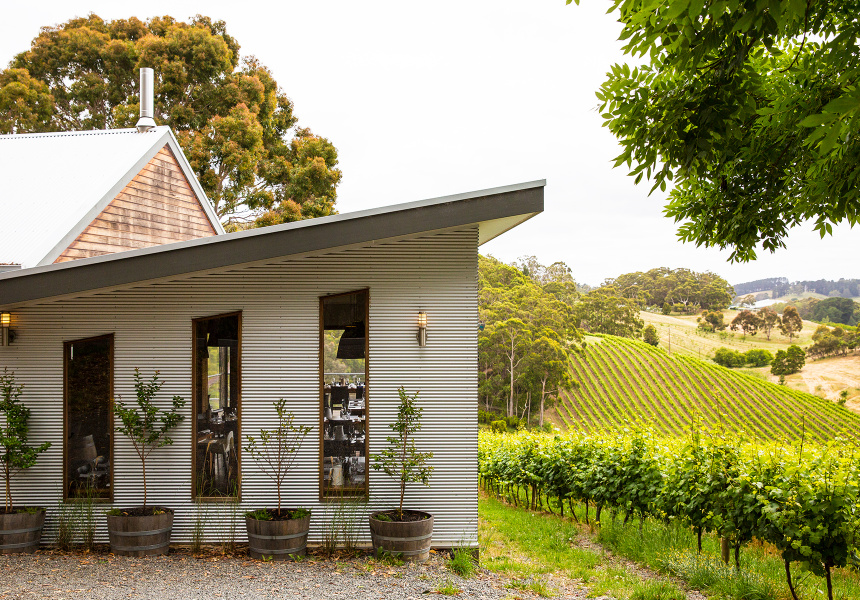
xmin=0 ymin=126 xmax=223 ymax=268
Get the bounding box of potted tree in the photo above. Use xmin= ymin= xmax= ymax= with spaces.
xmin=243 ymin=398 xmax=312 ymax=560
xmin=368 ymin=387 xmax=434 ymax=562
xmin=0 ymin=369 xmax=50 ymax=554
xmin=107 ymin=368 xmax=185 ymax=556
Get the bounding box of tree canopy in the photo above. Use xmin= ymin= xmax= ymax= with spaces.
xmin=0 ymin=14 xmax=341 ymax=228
xmin=479 ymin=256 xmax=580 ymax=421
xmin=604 ymin=267 xmax=734 ymax=310
xmin=576 ymin=0 xmax=860 ymax=261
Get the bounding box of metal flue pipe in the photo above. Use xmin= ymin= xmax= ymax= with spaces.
xmin=136 ymin=67 xmax=156 ymax=132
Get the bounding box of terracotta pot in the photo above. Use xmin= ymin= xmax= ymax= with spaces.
xmin=106 ymin=507 xmax=173 ymax=557
xmin=369 ymin=510 xmax=433 ymax=563
xmin=245 ymin=512 xmax=311 ymax=560
xmin=0 ymin=509 xmax=45 ymax=554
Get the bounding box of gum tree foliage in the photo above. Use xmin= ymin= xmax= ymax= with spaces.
xmin=479 ymin=256 xmax=580 ymax=418
xmin=606 ymin=267 xmax=733 ymax=310
xmin=571 ymin=0 xmax=860 ymax=261
xmin=697 ymin=309 xmax=727 ymax=332
xmin=370 ymin=387 xmax=434 ymax=519
xmin=0 ymin=14 xmax=342 ymax=229
xmin=244 ymin=398 xmax=311 ymax=513
xmin=758 ymin=306 xmax=781 ymax=340
xmin=730 ymin=309 xmax=761 ymax=337
xmin=0 ymin=369 xmax=50 ymax=512
xmin=112 ymin=368 xmax=185 ymax=508
xmin=779 ymin=306 xmax=804 ymax=341
xmin=574 ymin=287 xmax=644 ymax=338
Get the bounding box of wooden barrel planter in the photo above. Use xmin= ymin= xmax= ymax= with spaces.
xmin=106 ymin=508 xmax=174 ymax=557
xmin=0 ymin=509 xmax=45 ymax=554
xmin=245 ymin=513 xmax=311 ymax=560
xmin=369 ymin=510 xmax=433 ymax=563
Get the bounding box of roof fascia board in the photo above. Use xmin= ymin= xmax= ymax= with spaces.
xmin=36 ymin=128 xmax=174 ymax=266
xmin=0 ymin=181 xmax=543 ymax=305
xmin=164 ymin=129 xmax=225 ymax=235
xmin=7 ymin=224 xmax=481 ymax=309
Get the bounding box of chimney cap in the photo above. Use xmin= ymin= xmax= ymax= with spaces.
xmin=136 ymin=67 xmax=156 ymax=132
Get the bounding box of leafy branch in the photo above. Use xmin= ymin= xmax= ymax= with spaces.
xmin=113 ymin=368 xmax=185 ymax=508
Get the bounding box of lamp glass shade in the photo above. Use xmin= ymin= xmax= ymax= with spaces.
xmin=417 ymin=312 xmax=427 ymax=328
xmin=0 ymin=312 xmax=9 ymax=327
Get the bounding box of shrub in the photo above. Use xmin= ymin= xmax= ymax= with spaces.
xmin=505 ymin=415 xmax=523 ymax=430
xmin=743 ymin=348 xmax=774 ymax=367
xmin=643 ymin=324 xmax=660 ymax=346
xmin=771 ymin=345 xmax=806 ymax=376
xmin=714 ymin=347 xmax=745 ymax=368
xmin=490 ymin=420 xmax=507 ymax=433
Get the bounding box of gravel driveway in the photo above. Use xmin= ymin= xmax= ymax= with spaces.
xmin=0 ymin=549 xmax=585 ymax=599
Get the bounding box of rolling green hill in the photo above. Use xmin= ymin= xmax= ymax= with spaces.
xmin=557 ymin=334 xmax=860 ymax=442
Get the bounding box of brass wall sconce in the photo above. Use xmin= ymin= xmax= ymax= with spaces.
xmin=417 ymin=311 xmax=427 ymax=347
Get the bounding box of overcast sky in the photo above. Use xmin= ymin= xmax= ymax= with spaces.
xmin=2 ymin=1 xmax=856 ymax=287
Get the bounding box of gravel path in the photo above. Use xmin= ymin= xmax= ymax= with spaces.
xmin=0 ymin=549 xmax=587 ymax=600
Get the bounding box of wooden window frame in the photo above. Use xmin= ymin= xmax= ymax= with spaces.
xmin=191 ymin=311 xmax=243 ymax=502
xmin=319 ymin=288 xmax=370 ymax=501
xmin=63 ymin=333 xmax=114 ymax=503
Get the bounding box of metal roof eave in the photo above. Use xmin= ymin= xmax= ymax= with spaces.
xmin=0 ymin=179 xmax=544 ymax=307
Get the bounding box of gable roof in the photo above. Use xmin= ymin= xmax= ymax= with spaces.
xmin=0 ymin=180 xmax=544 ymax=307
xmin=0 ymin=126 xmax=224 ymax=268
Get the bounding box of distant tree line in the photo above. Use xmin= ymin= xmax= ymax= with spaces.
xmin=734 ymin=278 xmax=860 ymax=299
xmin=771 ymin=297 xmax=860 ymax=327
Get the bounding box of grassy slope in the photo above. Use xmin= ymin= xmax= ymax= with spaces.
xmin=556 ymin=334 xmax=860 ymax=442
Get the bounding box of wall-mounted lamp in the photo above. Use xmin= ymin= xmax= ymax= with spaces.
xmin=0 ymin=312 xmax=11 ymax=347
xmin=417 ymin=311 xmax=427 ymax=347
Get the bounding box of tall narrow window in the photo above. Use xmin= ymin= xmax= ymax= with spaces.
xmin=320 ymin=289 xmax=368 ymax=498
xmin=64 ymin=335 xmax=113 ymax=500
xmin=193 ymin=313 xmax=241 ymax=499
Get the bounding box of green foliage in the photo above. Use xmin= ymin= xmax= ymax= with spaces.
xmin=579 ymin=0 xmax=860 ymax=262
xmin=0 ymin=14 xmax=342 ymax=228
xmin=479 ymin=255 xmax=580 ymax=420
xmin=811 ymin=297 xmax=859 ymax=326
xmin=779 ymin=307 xmax=804 ymax=343
xmin=757 ymin=307 xmax=781 ymax=341
xmin=771 ymin=345 xmax=806 ymax=376
xmin=0 ymin=369 xmax=50 ymax=512
xmin=642 ymin=324 xmax=660 ymax=346
xmin=480 ymin=429 xmax=860 ymax=600
xmin=370 ymin=387 xmax=434 ymax=518
xmin=490 ymin=420 xmax=507 ymax=434
xmin=714 ymin=347 xmax=746 ymax=368
xmin=605 ymin=267 xmax=733 ymax=310
xmin=112 ymin=368 xmax=185 ymax=507
xmin=446 ymin=547 xmax=477 ymax=578
xmin=744 ymin=348 xmax=774 ymax=368
xmin=697 ymin=310 xmax=727 ymax=333
xmin=574 ymin=287 xmax=644 ymax=338
xmin=730 ymin=310 xmax=761 ymax=337
xmin=244 ymin=398 xmax=311 ymax=512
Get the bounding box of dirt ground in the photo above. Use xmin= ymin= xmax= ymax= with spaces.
xmin=783 ymin=354 xmax=860 ymax=409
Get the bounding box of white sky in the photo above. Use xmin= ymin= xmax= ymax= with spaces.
xmin=2 ymin=1 xmax=856 ymax=287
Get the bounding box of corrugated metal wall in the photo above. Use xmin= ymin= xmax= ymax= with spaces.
xmin=0 ymin=226 xmax=479 ymax=548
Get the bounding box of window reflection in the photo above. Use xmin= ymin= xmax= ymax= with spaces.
xmin=65 ymin=335 xmax=112 ymax=500
xmin=321 ymin=290 xmax=368 ymax=498
xmin=194 ymin=313 xmax=240 ymax=498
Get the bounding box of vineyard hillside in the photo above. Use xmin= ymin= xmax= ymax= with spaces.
xmin=557 ymin=334 xmax=860 ymax=442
